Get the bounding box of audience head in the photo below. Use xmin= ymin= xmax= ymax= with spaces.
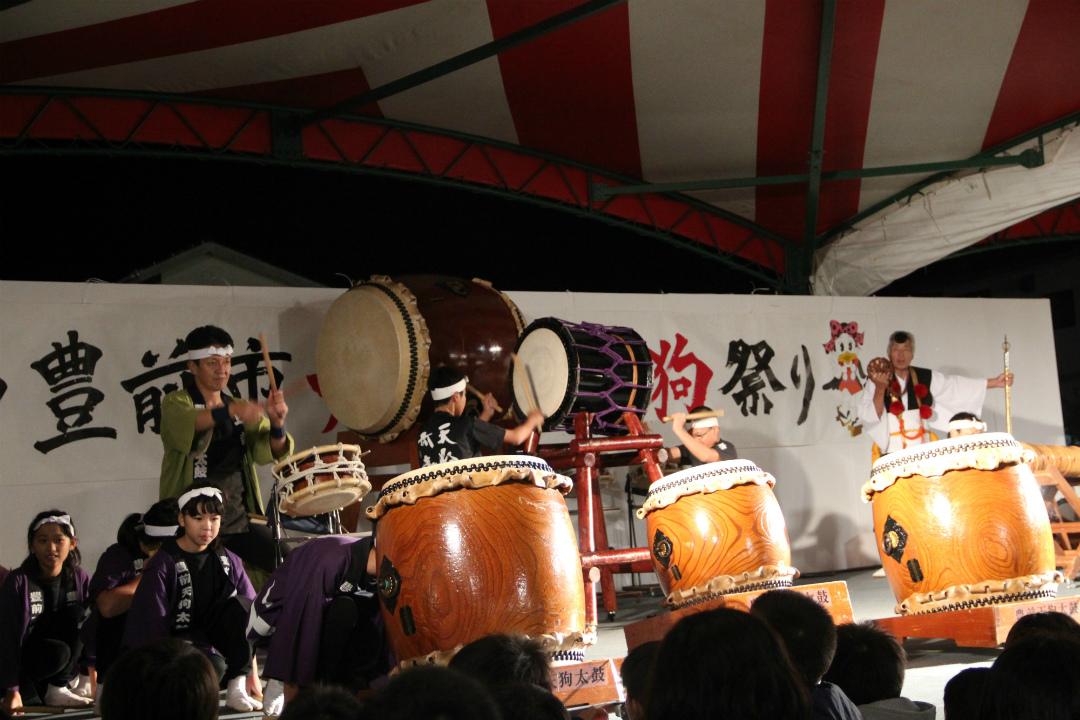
xmin=280 ymin=685 xmax=364 ymax=720
xmin=101 ymin=639 xmax=218 ymax=720
xmin=943 ymin=667 xmax=991 ymax=720
xmin=823 ymin=622 xmax=905 ymax=705
xmin=491 ymin=682 xmax=568 ymax=720
xmin=449 ymin=633 xmax=552 ymax=691
xmin=646 ymin=607 xmax=810 ymax=720
xmin=619 ymin=641 xmax=659 ymax=720
xmin=1004 ymin=610 xmax=1080 ymax=648
xmin=983 ymin=634 xmax=1080 ymax=720
xmin=360 ymin=665 xmax=500 ymax=720
xmin=750 ymin=589 xmax=836 ymax=687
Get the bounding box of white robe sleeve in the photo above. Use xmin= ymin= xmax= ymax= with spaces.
xmin=856 ymin=385 xmax=889 ymax=450
xmin=927 ymin=371 xmax=988 ymax=432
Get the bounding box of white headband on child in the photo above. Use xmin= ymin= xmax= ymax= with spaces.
xmin=186 ymin=345 xmax=234 ymax=362
xmin=32 ymin=514 xmax=73 ymax=534
xmin=177 ymin=486 xmax=223 ymax=509
xmin=431 ymin=377 xmax=468 ymax=401
xmin=688 ymin=417 xmax=719 ymax=430
xmin=948 ymin=418 xmax=987 ymax=434
xmin=143 ymin=523 xmax=179 ymax=538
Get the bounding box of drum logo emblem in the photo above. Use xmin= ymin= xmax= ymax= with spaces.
xmin=653 ymin=529 xmax=674 ymax=569
xmin=377 ymin=556 xmax=402 ymax=613
xmin=881 ymin=516 xmax=908 ymax=563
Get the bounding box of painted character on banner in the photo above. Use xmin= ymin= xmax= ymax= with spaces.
xmin=821 ymin=320 xmax=865 ymax=436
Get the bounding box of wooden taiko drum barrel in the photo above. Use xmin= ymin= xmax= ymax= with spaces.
xmin=638 ymin=460 xmax=797 ymax=608
xmin=366 ymin=456 xmax=592 ymax=666
xmin=316 ymin=275 xmax=524 ymax=442
xmin=864 ymin=433 xmax=1061 ymax=614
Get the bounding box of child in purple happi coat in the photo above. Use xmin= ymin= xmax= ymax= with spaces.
xmin=1 ymin=510 xmax=92 ymax=714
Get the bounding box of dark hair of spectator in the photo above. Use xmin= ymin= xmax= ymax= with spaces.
xmin=448 ymin=633 xmax=553 ymax=691
xmin=280 ymin=684 xmax=364 ymax=720
xmin=620 ymin=641 xmax=660 ymax=703
xmin=359 ymin=665 xmax=500 ymax=720
xmin=982 ymin=634 xmax=1080 ymax=720
xmin=750 ymin=589 xmax=837 ymax=687
xmin=491 ymin=682 xmax=569 ymax=720
xmin=645 ymin=607 xmax=810 ymax=720
xmin=823 ymin=622 xmax=905 ymax=705
xmin=101 ymin=638 xmax=219 ymax=720
xmin=1004 ymin=610 xmax=1080 ymax=648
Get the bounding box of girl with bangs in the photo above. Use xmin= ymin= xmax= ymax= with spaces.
xmin=1 ymin=510 xmax=92 ymax=714
xmin=122 ymin=483 xmax=262 ymax=712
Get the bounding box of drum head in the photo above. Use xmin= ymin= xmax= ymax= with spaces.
xmin=280 ymin=483 xmax=365 ymax=517
xmin=513 ymin=323 xmax=573 ymax=423
xmin=316 ymin=280 xmax=430 ymax=437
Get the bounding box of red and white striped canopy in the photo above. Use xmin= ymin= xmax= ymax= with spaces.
xmin=2 ymin=0 xmax=1078 ymax=292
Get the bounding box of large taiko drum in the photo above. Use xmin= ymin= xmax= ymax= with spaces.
xmin=272 ymin=444 xmax=371 ymax=517
xmin=316 ymin=275 xmax=524 ymax=442
xmin=638 ymin=460 xmax=797 ymax=608
xmin=512 ymin=318 xmax=653 ymax=435
xmin=864 ymin=433 xmax=1061 ymax=615
xmin=365 ymin=456 xmax=593 ymax=666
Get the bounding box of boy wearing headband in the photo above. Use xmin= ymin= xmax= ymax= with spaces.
xmin=668 ymin=405 xmax=738 ymax=467
xmin=123 ymin=483 xmax=262 ymax=712
xmin=417 ymin=366 xmax=544 ymax=467
xmin=1 ymin=510 xmax=91 ymax=713
xmin=159 ymin=325 xmax=294 ymax=573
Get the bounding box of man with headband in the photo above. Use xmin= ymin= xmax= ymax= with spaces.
xmin=159 ymin=325 xmax=294 ymax=573
xmin=858 ymin=330 xmax=1012 ymax=456
xmin=417 ymin=366 xmax=544 ymax=467
xmin=667 ymin=405 xmax=738 ymax=467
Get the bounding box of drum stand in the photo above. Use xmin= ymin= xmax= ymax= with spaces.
xmin=267 ymin=480 xmax=346 ymax=568
xmin=538 ymin=411 xmax=665 ymax=623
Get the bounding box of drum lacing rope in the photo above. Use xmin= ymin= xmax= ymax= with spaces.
xmin=671 ymin=578 xmax=794 ymax=609
xmin=907 ymin=588 xmax=1058 ymax=616
xmin=377 ymin=458 xmax=557 ymax=500
xmin=870 ymin=435 xmax=1021 ymax=481
xmin=646 ymin=462 xmax=769 ymax=499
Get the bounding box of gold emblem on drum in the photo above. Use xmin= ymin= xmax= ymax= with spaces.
xmin=882 ymin=516 xmax=908 ymax=563
xmin=378 ymin=556 xmax=401 ymax=613
xmin=653 ymin=529 xmax=674 ymax=569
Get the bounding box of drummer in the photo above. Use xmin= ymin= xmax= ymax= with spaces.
xmin=857 ymin=330 xmax=1011 ymax=455
xmin=667 ymin=405 xmax=738 ymax=467
xmin=417 ymin=366 xmax=544 ymax=467
xmin=947 ymin=412 xmax=987 ymax=438
xmin=159 ymin=325 xmax=294 ymax=574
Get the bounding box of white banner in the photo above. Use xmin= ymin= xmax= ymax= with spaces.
xmin=0 ymin=281 xmax=1063 ymax=575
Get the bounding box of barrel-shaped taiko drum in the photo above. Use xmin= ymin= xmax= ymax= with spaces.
xmin=864 ymin=433 xmax=1060 ymax=614
xmin=638 ymin=460 xmax=797 ymax=608
xmin=366 ymin=456 xmax=593 ymax=665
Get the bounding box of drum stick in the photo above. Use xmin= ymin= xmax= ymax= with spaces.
xmin=661 ymin=409 xmax=724 ymax=423
xmin=259 ymin=333 xmax=278 ymax=393
xmin=1002 ymin=335 xmax=1012 ymax=435
xmin=511 ymin=353 xmax=541 ymax=416
xmin=467 ymin=383 xmax=503 ymax=413
xmin=524 ymin=364 xmax=545 ymax=418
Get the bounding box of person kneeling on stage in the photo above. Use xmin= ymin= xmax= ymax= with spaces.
xmin=947 ymin=412 xmax=987 ymax=439
xmin=667 ymin=406 xmax=738 ymax=467
xmin=417 ymin=366 xmax=544 ymax=467
xmin=123 ymin=484 xmax=262 ymax=712
xmin=86 ymin=498 xmax=178 ymax=698
xmin=248 ymin=535 xmax=389 ymax=716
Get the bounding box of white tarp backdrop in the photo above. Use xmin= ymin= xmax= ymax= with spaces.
xmin=0 ymin=281 xmax=1064 ymax=577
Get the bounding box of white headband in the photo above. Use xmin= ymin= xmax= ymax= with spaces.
xmin=186 ymin=345 xmax=234 ymax=362
xmin=32 ymin=514 xmax=73 ymax=534
xmin=688 ymin=417 xmax=719 ymax=430
xmin=431 ymin=377 xmax=468 ymax=402
xmin=178 ymin=486 xmax=223 ymax=509
xmin=948 ymin=418 xmax=987 ymax=434
xmin=143 ymin=523 xmax=179 ymax=538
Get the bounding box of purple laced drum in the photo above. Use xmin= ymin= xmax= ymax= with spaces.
xmin=512 ymin=318 xmax=653 ymax=435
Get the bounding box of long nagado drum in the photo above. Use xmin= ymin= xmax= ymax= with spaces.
xmin=272 ymin=444 xmax=371 ymax=517
xmin=863 ymin=433 xmax=1061 ymax=614
xmin=512 ymin=318 xmax=653 ymax=435
xmin=365 ymin=456 xmax=593 ymax=666
xmin=316 ymin=275 xmax=524 ymax=442
xmin=638 ymin=460 xmax=797 ymax=608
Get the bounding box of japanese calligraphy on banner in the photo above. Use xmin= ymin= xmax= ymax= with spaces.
xmin=0 ymin=282 xmax=1064 ymax=574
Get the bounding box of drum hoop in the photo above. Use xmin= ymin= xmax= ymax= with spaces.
xmin=366 ymin=455 xmax=572 ymax=519
xmin=363 ymin=278 xmax=430 ymax=441
xmin=863 ymin=433 xmax=1033 ymax=502
xmin=639 ymin=460 xmax=775 ymax=518
xmin=895 ymin=571 xmax=1063 ymax=615
xmin=272 ymin=443 xmax=367 ymax=477
xmin=665 ymin=564 xmax=800 ymax=609
xmin=514 ymin=319 xmax=579 ymax=429
xmin=478 ymin=279 xmax=526 ymax=335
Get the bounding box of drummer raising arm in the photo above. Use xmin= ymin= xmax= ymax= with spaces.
xmin=417 ymin=366 xmax=544 ymax=467
xmin=667 ymin=405 xmax=739 ymax=467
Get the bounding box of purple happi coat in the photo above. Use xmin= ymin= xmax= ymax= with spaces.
xmin=123 ymin=540 xmax=254 ymax=650
xmin=0 ymin=564 xmax=91 ymax=692
xmin=249 ymin=535 xmax=379 ymax=684
xmin=82 ymin=543 xmax=146 ymax=661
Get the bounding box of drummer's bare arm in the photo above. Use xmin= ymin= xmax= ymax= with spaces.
xmin=986 ymin=372 xmax=1014 ymax=389
xmin=503 ymin=410 xmax=545 ymax=446
xmin=479 ymin=393 xmax=499 ymax=422
xmin=670 ymin=413 xmax=721 ymax=464
xmin=265 ymin=389 xmax=289 ymax=457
